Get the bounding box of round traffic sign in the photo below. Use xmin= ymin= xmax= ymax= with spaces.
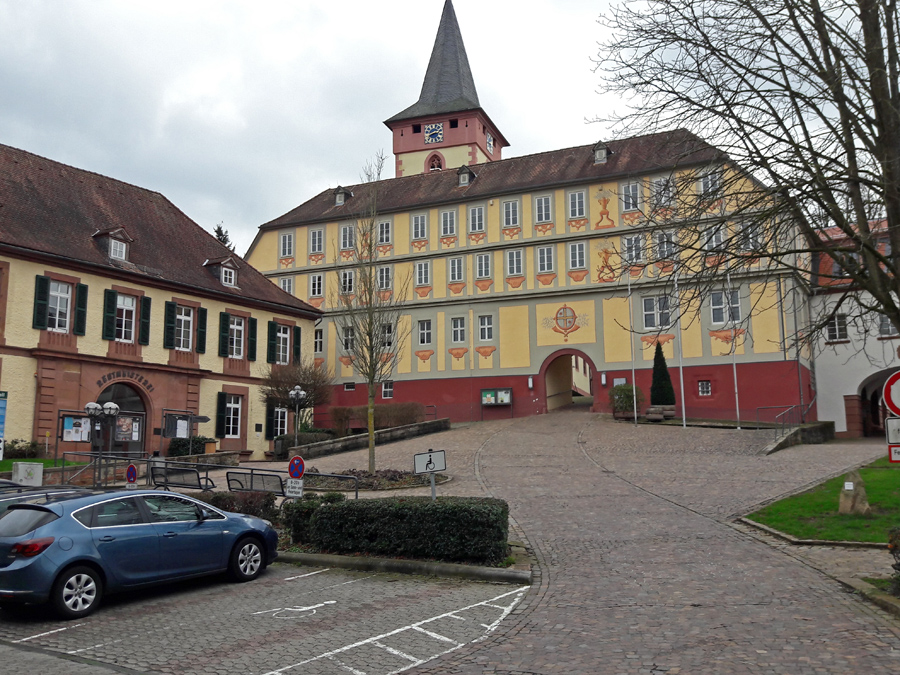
xmin=288 ymin=456 xmax=306 ymax=479
xmin=126 ymin=464 xmax=137 ymax=484
xmin=884 ymin=371 xmax=900 ymax=417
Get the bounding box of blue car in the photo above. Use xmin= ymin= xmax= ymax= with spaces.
xmin=0 ymin=489 xmax=278 ymax=619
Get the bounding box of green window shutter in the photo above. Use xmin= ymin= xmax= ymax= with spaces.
xmin=215 ymin=392 xmax=227 ymax=438
xmin=74 ymin=284 xmax=89 ymax=336
xmin=293 ymin=326 xmax=302 ymax=363
xmin=248 ymin=318 xmax=257 ymax=361
xmin=138 ymin=296 xmax=152 ymax=345
xmin=196 ymin=307 xmax=207 ymax=354
xmin=32 ymin=275 xmax=50 ymax=330
xmin=266 ymin=321 xmax=277 ymax=363
xmin=163 ymin=301 xmax=176 ymax=349
xmin=218 ymin=312 xmax=231 ymax=357
xmin=265 ymin=403 xmax=275 ymax=441
xmin=101 ymin=289 xmax=117 ymax=341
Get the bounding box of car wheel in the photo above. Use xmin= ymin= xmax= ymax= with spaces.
xmin=229 ymin=537 xmax=264 ymax=582
xmin=52 ymin=566 xmax=102 ymax=619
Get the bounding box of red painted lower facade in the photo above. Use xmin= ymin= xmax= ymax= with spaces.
xmin=316 ymin=359 xmax=816 ymax=425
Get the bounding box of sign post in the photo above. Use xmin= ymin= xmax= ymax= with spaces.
xmin=884 ymin=374 xmax=900 ymax=463
xmin=286 ymin=456 xmax=306 ymax=498
xmin=125 ymin=463 xmax=138 ymax=490
xmin=413 ymin=449 xmax=446 ymax=502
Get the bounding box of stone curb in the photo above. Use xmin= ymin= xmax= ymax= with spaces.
xmin=836 ymin=576 xmax=900 ymax=620
xmin=276 ymin=551 xmax=533 ymax=585
xmin=737 ymin=517 xmax=890 ymax=549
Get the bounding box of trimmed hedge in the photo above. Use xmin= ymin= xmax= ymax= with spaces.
xmin=168 ymin=436 xmax=216 ymax=457
xmin=329 ymin=402 xmax=425 ymax=437
xmin=184 ymin=490 xmax=279 ymax=522
xmin=282 ymin=492 xmax=346 ymax=542
xmin=310 ymin=496 xmax=509 ymax=564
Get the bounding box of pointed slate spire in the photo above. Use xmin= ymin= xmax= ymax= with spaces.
xmin=386 ymin=0 xmax=480 ymax=123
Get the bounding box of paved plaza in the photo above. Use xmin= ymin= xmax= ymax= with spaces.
xmin=2 ymin=410 xmax=899 ymax=674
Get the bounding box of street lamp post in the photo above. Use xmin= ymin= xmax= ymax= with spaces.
xmin=85 ymin=401 xmax=120 ymax=488
xmin=288 ymin=386 xmax=306 ymax=449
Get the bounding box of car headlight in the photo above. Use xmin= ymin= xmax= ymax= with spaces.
xmin=262 ymin=519 xmax=273 ymax=528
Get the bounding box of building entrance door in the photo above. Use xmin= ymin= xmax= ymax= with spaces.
xmin=97 ymin=383 xmax=146 ymax=456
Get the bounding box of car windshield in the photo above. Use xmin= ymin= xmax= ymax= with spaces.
xmin=0 ymin=505 xmax=59 ymax=537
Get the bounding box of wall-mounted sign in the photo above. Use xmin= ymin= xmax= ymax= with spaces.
xmin=62 ymin=416 xmax=92 ymax=443
xmin=96 ymin=370 xmax=155 ymax=393
xmin=481 ymin=388 xmax=512 ymax=406
xmin=115 ymin=416 xmax=142 ymax=442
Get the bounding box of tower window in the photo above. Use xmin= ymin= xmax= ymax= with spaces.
xmin=412 ymin=124 xmax=422 ymax=134
xmin=430 ymin=156 xmax=443 ymax=171
xmin=449 ymin=119 xmax=458 ymax=128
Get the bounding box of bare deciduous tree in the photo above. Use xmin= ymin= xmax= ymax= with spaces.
xmin=258 ymin=359 xmax=333 ymax=434
xmin=331 ymin=152 xmax=411 ymax=473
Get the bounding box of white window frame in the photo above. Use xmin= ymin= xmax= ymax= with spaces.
xmin=535 ymin=195 xmax=552 ymax=223
xmin=469 ymin=206 xmax=485 ymax=233
xmin=705 ymin=226 xmax=724 ymax=252
xmin=880 ymin=314 xmax=899 ymax=337
xmin=382 ymin=323 xmax=394 ymax=350
xmin=109 ymin=239 xmax=127 ymax=260
xmin=280 ymin=233 xmax=294 ymax=258
xmin=310 ymin=273 xmax=323 ymax=297
xmin=378 ymin=220 xmax=392 ymax=245
xmin=273 ymin=407 xmax=288 ymax=437
xmin=48 ymin=281 xmax=71 ymax=333
xmin=651 ymin=177 xmax=674 ymax=210
xmin=382 ymin=381 xmax=394 ymax=399
xmin=623 ymin=235 xmax=644 ymax=264
xmin=418 ymin=319 xmax=432 ymax=345
xmin=478 ymin=315 xmax=493 ymax=341
xmin=412 ymin=214 xmax=427 ymax=240
xmin=656 ymin=231 xmax=676 ymax=260
xmin=174 ymin=305 xmax=193 ymax=351
xmin=451 ymin=317 xmax=466 ymax=343
xmin=740 ymin=222 xmax=762 ymax=251
xmin=340 ymin=225 xmax=355 ymax=250
xmin=115 ymin=294 xmax=136 ymax=343
xmin=622 ymin=182 xmax=641 ymax=212
xmin=700 ymin=170 xmax=722 ymax=198
xmin=309 ymin=229 xmax=324 ymax=254
xmin=826 ymin=314 xmax=848 ymax=341
xmin=568 ymin=191 xmax=585 ymax=219
xmin=449 ymin=257 xmax=464 ymax=283
xmin=416 ymin=261 xmax=431 ymax=286
xmin=279 ymin=277 xmax=293 ymax=294
xmin=569 ymin=242 xmax=586 ymax=270
xmin=221 ymin=267 xmax=236 ymax=287
xmin=340 ymin=270 xmax=354 ymax=295
xmin=228 ymin=316 xmax=244 ymax=359
xmin=476 ymin=253 xmax=492 ymax=279
xmin=698 ymin=380 xmax=712 ymax=397
xmin=441 ymin=210 xmax=457 ymax=237
xmin=343 ymin=326 xmax=355 ymax=351
xmin=642 ymin=296 xmax=671 ymax=329
xmin=506 ymin=249 xmax=523 ymax=276
xmin=378 ymin=266 xmax=392 ymax=290
xmin=710 ymin=290 xmax=741 ymax=324
xmin=537 ymin=246 xmax=554 ymax=273
xmin=314 ymin=328 xmax=323 ymax=353
xmin=275 ymin=325 xmax=290 ymax=365
xmin=503 ymin=201 xmax=519 ymax=228
xmin=225 ymin=394 xmax=241 ymax=438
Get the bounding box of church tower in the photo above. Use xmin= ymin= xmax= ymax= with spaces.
xmin=384 ymin=0 xmax=508 ymax=177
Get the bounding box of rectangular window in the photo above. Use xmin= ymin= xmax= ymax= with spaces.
xmin=274 ymin=407 xmax=288 ymax=437
xmin=221 ymin=267 xmax=236 ymax=287
xmin=506 ymin=249 xmax=523 ymax=276
xmin=503 ymin=201 xmax=519 ymax=228
xmin=622 ymin=182 xmax=640 ymax=211
xmin=382 ymin=323 xmax=393 ymax=349
xmin=740 ymin=222 xmax=761 ymax=251
xmin=416 ymin=261 xmax=431 ymax=286
xmin=340 ymin=270 xmax=354 ymax=294
xmin=698 ymin=380 xmax=712 ymax=397
xmin=441 ymin=210 xmax=456 ymax=237
xmin=279 ymin=277 xmax=293 ymax=294
xmin=469 ymin=206 xmax=485 ymax=232
xmin=705 ymin=226 xmax=724 ymax=252
xmin=651 ymin=177 xmax=674 ymax=209
xmin=418 ymin=319 xmax=432 ymax=345
xmin=314 ymin=328 xmax=323 ymax=353
xmin=340 ymin=225 xmax=355 ymax=250
xmin=701 ymin=170 xmax=722 ymax=198
xmin=569 ymin=242 xmax=586 ymax=269
xmin=115 ymin=294 xmax=135 ymax=343
xmin=568 ymin=191 xmax=585 ymax=219
xmin=310 ymin=273 xmax=323 ymax=297
xmin=343 ymin=326 xmax=355 ymax=351
xmin=175 ymin=306 xmax=193 ymax=351
xmin=378 ymin=266 xmax=392 ymax=290
xmin=642 ymin=296 xmax=671 ymax=329
xmin=310 ymin=229 xmax=323 ymax=254
xmin=535 ymin=196 xmax=551 ymax=223
xmin=826 ymin=314 xmax=848 ymax=341
xmin=378 ymin=221 xmax=391 ymax=245
xmin=280 ymin=233 xmax=294 ymax=258
xmin=538 ymin=246 xmax=554 ymax=273
xmin=109 ymin=239 xmax=127 ymax=260
xmin=412 ymin=214 xmax=427 ymax=240
xmin=275 ymin=325 xmax=290 ymax=364
xmin=476 ymin=253 xmax=491 ymax=278
xmin=229 ymin=316 xmax=244 ymax=359
xmin=479 ymin=315 xmax=493 ymax=341
xmin=382 ymin=381 xmax=394 ymax=399
xmin=880 ymin=314 xmax=899 ymax=337
xmin=656 ymin=231 xmax=676 ymax=260
xmin=623 ymin=235 xmax=644 ymax=264
xmin=343 ymin=382 xmax=356 ymax=391
xmin=48 ymin=281 xmax=71 ymax=332
xmin=710 ymin=290 xmax=741 ymax=324
xmin=451 ymin=317 xmax=466 ymax=343
xmin=225 ymin=394 xmax=241 ymax=438
xmin=449 ymin=257 xmax=464 ymax=282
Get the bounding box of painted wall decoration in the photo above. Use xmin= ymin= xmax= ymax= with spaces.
xmin=538 ymin=301 xmax=594 ymax=345
xmin=596 ymin=248 xmax=617 ymax=283
xmin=594 ymin=196 xmax=615 ymax=229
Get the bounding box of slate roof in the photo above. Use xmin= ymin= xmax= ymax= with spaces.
xmin=385 ymin=0 xmax=480 ymax=124
xmin=0 ymin=143 xmax=319 ymax=317
xmin=260 ymin=129 xmax=727 ymax=230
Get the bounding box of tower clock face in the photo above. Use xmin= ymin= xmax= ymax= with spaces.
xmin=486 ymin=132 xmax=494 ymax=154
xmin=424 ymin=123 xmax=444 ymax=144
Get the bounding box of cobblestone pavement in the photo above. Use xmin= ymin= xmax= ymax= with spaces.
xmin=0 ymin=565 xmax=526 ymax=674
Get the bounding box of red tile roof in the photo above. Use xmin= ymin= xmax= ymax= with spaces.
xmin=261 ymin=129 xmax=726 ymax=230
xmin=0 ymin=143 xmax=319 ymax=317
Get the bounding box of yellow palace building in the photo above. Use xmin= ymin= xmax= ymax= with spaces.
xmin=245 ymin=0 xmax=814 ymax=424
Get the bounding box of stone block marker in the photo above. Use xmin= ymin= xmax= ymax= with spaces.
xmin=839 ymin=469 xmax=872 ymax=515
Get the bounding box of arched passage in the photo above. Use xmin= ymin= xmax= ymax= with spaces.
xmin=850 ymin=368 xmax=900 ymax=436
xmin=538 ymin=349 xmax=598 ymax=412
xmin=97 ymin=382 xmax=148 ymax=456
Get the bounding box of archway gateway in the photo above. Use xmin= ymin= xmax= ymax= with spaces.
xmin=539 ymin=349 xmax=597 ymax=413
xmin=97 ymin=382 xmax=147 ymax=456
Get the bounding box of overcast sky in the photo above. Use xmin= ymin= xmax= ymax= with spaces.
xmin=0 ymin=0 xmax=618 ymax=254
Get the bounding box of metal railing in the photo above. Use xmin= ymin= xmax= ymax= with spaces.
xmin=755 ymin=404 xmax=803 ymax=440
xmin=225 ymin=465 xmax=360 ymax=499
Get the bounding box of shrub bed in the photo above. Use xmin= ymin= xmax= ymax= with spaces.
xmin=168 ymin=436 xmax=216 ymax=457
xmin=282 ymin=492 xmax=346 ymax=543
xmin=310 ymin=496 xmax=509 ymax=565
xmin=330 ymin=402 xmax=425 ymax=436
xmin=185 ymin=490 xmax=279 ymax=522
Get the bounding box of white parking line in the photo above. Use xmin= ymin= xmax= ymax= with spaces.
xmin=372 ymin=641 xmax=419 ymax=663
xmin=327 ymin=655 xmax=367 ymax=675
xmin=284 ymin=568 xmax=330 ymax=581
xmin=412 ymin=625 xmax=459 ymax=644
xmin=13 ymin=624 xmax=85 ymax=643
xmin=68 ymin=638 xmax=123 ymax=654
xmin=261 ymin=586 xmax=529 ymax=675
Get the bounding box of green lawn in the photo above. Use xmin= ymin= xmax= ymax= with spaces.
xmin=0 ymin=458 xmax=87 ymax=473
xmin=746 ymin=456 xmax=900 ymax=543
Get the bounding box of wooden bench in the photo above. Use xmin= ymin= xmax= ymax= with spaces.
xmin=151 ymin=465 xmax=215 ymax=491
xmin=226 ymin=471 xmax=285 ymax=496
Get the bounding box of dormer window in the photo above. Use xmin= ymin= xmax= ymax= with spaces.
xmin=109 ymin=239 xmax=127 ymax=260
xmin=221 ymin=267 xmax=236 ymax=287
xmin=336 ymin=193 xmax=345 ymax=205
xmin=457 ymin=166 xmax=475 ymax=187
xmin=334 ymin=186 xmax=352 ymax=206
xmin=593 ymin=141 xmax=611 ymax=165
